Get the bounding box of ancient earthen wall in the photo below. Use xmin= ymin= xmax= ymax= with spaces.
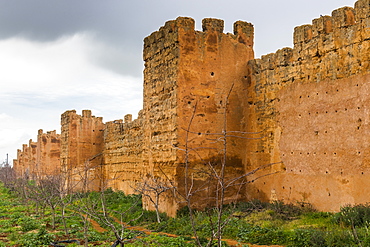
xmin=142 ymin=18 xmax=180 ymax=176
xmin=12 ymin=158 xmax=19 ymax=176
xmin=13 ymin=146 xmax=27 ymax=178
xmin=12 ymin=0 xmax=370 ymax=215
xmin=143 ymin=17 xmax=255 ymax=215
xmin=28 ymin=141 xmax=37 ymax=178
xmin=103 ymin=112 xmax=144 ymax=194
xmin=60 ymin=110 xmax=105 ymax=192
xmin=13 ymin=149 xmax=23 ymax=177
xmin=13 ymin=142 xmax=37 ymax=179
xmin=19 ymin=147 xmax=26 ymax=177
xmin=142 ymin=18 xmax=184 ymax=215
xmin=36 ymin=129 xmax=61 ymax=176
xmin=245 ymin=0 xmax=370 ymax=211
xmin=12 ymin=131 xmax=60 ymax=179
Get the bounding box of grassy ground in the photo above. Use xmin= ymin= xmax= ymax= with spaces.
xmin=1 ymin=183 xmax=370 ymax=246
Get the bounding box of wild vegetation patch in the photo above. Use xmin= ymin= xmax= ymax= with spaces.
xmin=2 ymin=180 xmax=370 ymax=246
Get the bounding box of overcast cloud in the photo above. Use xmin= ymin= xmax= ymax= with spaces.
xmin=0 ymin=0 xmax=356 ymax=163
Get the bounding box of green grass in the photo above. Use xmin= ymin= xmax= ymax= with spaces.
xmin=2 ymin=180 xmax=370 ymax=246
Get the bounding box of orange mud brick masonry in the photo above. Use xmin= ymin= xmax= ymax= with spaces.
xmin=13 ymin=0 xmax=370 ymax=216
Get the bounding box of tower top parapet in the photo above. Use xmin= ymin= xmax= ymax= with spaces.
xmin=143 ymin=16 xmax=254 ymax=62
xmin=293 ymin=3 xmax=364 ymax=45
xmin=145 ymin=16 xmax=253 ymax=42
xmin=202 ymin=18 xmax=224 ymax=32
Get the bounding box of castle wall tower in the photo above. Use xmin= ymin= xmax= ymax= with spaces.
xmin=60 ymin=110 xmax=105 ymax=192
xmin=14 ymin=148 xmax=25 ymax=178
xmin=143 ymin=17 xmax=254 ymax=215
xmin=12 ymin=157 xmax=19 ymax=176
xmin=21 ymin=144 xmax=30 ymax=178
xmin=36 ymin=129 xmax=61 ymax=177
xmin=28 ymin=140 xmax=37 ymax=179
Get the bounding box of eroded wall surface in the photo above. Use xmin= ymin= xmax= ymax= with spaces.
xmin=36 ymin=130 xmax=61 ymax=176
xmin=15 ymin=142 xmax=37 ymax=179
xmin=103 ymin=113 xmax=144 ymax=194
xmin=143 ymin=17 xmax=255 ymax=215
xmin=13 ymin=130 xmax=60 ymax=179
xmin=246 ymin=0 xmax=370 ymax=211
xmin=60 ymin=110 xmax=105 ymax=192
xmin=176 ymin=18 xmax=255 ymax=210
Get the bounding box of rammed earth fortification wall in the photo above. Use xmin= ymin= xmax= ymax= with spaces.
xmin=103 ymin=112 xmax=144 ymax=193
xmin=143 ymin=17 xmax=254 ymax=215
xmin=13 ymin=130 xmax=60 ymax=179
xmin=245 ymin=0 xmax=370 ymax=210
xmin=12 ymin=0 xmax=370 ymax=216
xmin=60 ymin=110 xmax=105 ymax=192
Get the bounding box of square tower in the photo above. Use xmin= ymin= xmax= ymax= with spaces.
xmin=143 ymin=17 xmax=254 ymax=215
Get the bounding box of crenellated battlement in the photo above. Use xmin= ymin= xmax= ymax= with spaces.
xmin=293 ymin=6 xmax=356 ymax=45
xmin=332 ymin=6 xmax=355 ymax=27
xmin=104 ymin=112 xmax=143 ymax=131
xmin=38 ymin=129 xmax=59 ymax=138
xmin=61 ymin=110 xmax=76 ymax=119
xmin=202 ymin=18 xmax=224 ymax=32
xmin=82 ymin=109 xmax=91 ymax=118
xmin=248 ymin=1 xmax=370 ymax=91
xmin=355 ymin=0 xmax=370 ymax=19
xmin=253 ymin=3 xmax=367 ymax=68
xmin=143 ymin=17 xmax=253 ymax=62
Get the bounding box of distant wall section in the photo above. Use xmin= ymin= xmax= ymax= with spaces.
xmin=13 ymin=130 xmax=60 ymax=179
xmin=103 ymin=112 xmax=144 ymax=194
xmin=36 ymin=130 xmax=61 ymax=176
xmin=60 ymin=110 xmax=105 ymax=192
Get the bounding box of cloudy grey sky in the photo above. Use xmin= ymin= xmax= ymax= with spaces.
xmin=0 ymin=0 xmax=356 ymax=163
